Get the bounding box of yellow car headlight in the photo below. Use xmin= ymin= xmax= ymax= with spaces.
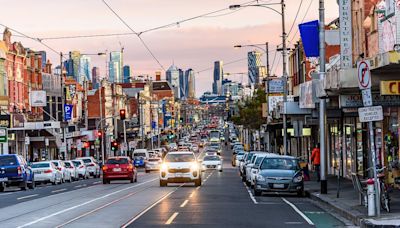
xmin=160 ymin=163 xmax=168 ymax=171
xmin=190 ymin=162 xmax=199 ymax=171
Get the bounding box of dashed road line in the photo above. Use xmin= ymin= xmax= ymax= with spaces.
xmin=92 ymin=181 xmax=101 ymax=184
xmin=281 ymin=197 xmax=314 ymax=225
xmin=0 ymin=192 xmax=15 ymax=196
xmin=180 ymin=199 xmax=189 ymax=208
xmin=285 ymin=221 xmax=303 ymax=225
xmin=51 ymin=188 xmax=67 ymax=193
xmin=165 ymin=212 xmax=179 ymax=225
xmin=74 ymin=185 xmax=83 ymax=188
xmin=17 ymin=194 xmax=38 ymax=200
xmin=189 ymin=191 xmax=195 ymax=198
xmin=243 ymin=182 xmax=258 ymax=204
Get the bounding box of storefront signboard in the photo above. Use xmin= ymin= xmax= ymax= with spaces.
xmin=268 ymin=79 xmax=284 ymax=93
xmin=339 ymin=0 xmax=353 ymax=68
xmin=340 ymin=94 xmax=400 ymax=107
xmin=0 ymin=128 xmax=7 ymax=143
xmin=358 ymin=106 xmax=383 ymax=122
xmin=299 ymin=80 xmax=316 ymax=108
xmin=380 ymin=80 xmax=400 ymax=95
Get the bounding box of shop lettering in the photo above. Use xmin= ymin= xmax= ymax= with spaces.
xmin=381 ymin=80 xmax=400 ymax=95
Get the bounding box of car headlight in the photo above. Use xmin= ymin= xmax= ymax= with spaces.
xmin=256 ymin=175 xmax=265 ymax=182
xmin=293 ymin=175 xmax=303 ymax=183
xmin=190 ymin=162 xmax=199 ymax=171
xmin=160 ymin=163 xmax=168 ymax=171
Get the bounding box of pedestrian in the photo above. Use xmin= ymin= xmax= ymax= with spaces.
xmin=311 ymin=143 xmax=321 ymax=182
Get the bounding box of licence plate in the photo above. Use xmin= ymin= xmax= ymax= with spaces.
xmin=175 ymin=173 xmax=183 ymax=177
xmin=113 ymin=168 xmax=121 ymax=172
xmin=0 ymin=177 xmax=8 ymax=182
xmin=34 ymin=171 xmax=42 ymax=174
xmin=273 ymin=184 xmax=285 ymax=189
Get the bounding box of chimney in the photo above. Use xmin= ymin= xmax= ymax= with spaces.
xmin=155 ymin=71 xmax=161 ymax=81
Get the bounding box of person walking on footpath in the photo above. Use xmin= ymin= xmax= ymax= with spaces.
xmin=311 ymin=143 xmax=321 ymax=182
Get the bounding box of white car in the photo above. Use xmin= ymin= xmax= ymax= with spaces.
xmin=31 ymin=161 xmax=62 ymax=185
xmin=245 ymin=153 xmax=267 ymax=187
xmin=201 ymin=155 xmax=223 ymax=172
xmin=235 ymin=151 xmax=246 ymax=167
xmin=159 ymin=151 xmax=201 ymax=187
xmin=169 ymin=143 xmax=178 ymax=151
xmin=51 ymin=160 xmax=71 ymax=182
xmin=145 ymin=157 xmax=162 ymax=173
xmin=76 ymin=157 xmax=100 ymax=178
xmin=192 ymin=144 xmax=199 ymax=153
xmin=64 ymin=161 xmax=79 ymax=181
xmin=249 ymin=154 xmax=267 ymax=187
xmin=72 ymin=160 xmax=89 ymax=179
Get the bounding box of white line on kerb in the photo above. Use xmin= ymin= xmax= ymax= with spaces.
xmin=165 ymin=212 xmax=179 ymax=225
xmin=243 ymin=182 xmax=258 ymax=204
xmin=180 ymin=199 xmax=189 ymax=208
xmin=17 ymin=194 xmax=38 ymax=200
xmin=16 ymin=178 xmax=158 ymax=228
xmin=281 ymin=197 xmax=314 ymax=225
xmin=51 ymin=188 xmax=67 ymax=193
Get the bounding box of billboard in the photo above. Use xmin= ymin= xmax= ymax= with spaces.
xmin=29 ymin=90 xmax=47 ymax=107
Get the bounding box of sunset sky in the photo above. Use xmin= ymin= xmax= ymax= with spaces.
xmin=1 ymin=0 xmax=339 ymax=97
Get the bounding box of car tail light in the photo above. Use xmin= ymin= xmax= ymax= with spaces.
xmin=17 ymin=166 xmax=22 ymax=175
xmin=80 ymin=165 xmax=84 ymax=169
xmin=128 ymin=164 xmax=133 ymax=171
xmin=44 ymin=170 xmax=52 ymax=173
xmin=57 ymin=167 xmax=62 ymax=171
xmin=87 ymin=163 xmax=95 ymax=167
xmin=102 ymin=166 xmax=108 ymax=171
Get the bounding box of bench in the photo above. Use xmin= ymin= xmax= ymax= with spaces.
xmin=351 ymin=172 xmax=367 ymax=206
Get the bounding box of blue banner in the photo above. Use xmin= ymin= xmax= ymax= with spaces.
xmin=299 ymin=20 xmax=319 ymax=57
xmin=64 ymin=104 xmax=73 ymax=121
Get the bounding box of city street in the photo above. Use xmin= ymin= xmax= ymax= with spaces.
xmin=0 ymin=146 xmax=348 ymax=227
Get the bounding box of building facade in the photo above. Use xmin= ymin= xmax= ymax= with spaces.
xmin=109 ymin=51 xmax=123 ymax=83
xmin=166 ymin=64 xmax=180 ymax=99
xmin=123 ymin=65 xmax=131 ymax=83
xmin=213 ymin=61 xmax=223 ymax=95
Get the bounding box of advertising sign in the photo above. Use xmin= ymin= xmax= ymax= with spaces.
xmin=0 ymin=128 xmax=7 ymax=143
xmin=0 ymin=115 xmax=11 ymax=128
xmin=340 ymin=94 xmax=400 ymax=107
xmin=268 ymin=79 xmax=284 ymax=93
xmin=358 ymin=106 xmax=384 ymax=122
xmin=29 ymin=90 xmax=47 ymax=107
xmin=380 ymin=80 xmax=400 ymax=95
xmin=339 ymin=0 xmax=353 ymax=68
xmin=64 ymin=104 xmax=73 ymax=121
xmin=299 ymin=81 xmax=316 ymax=109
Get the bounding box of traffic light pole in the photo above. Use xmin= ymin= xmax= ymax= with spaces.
xmin=123 ymin=119 xmax=127 ymax=156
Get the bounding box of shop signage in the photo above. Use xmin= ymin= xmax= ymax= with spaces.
xmin=339 ymin=0 xmax=353 ymax=68
xmin=29 ymin=90 xmax=47 ymax=107
xmin=339 ymin=94 xmax=400 ymax=107
xmin=0 ymin=128 xmax=7 ymax=143
xmin=25 ymin=136 xmax=30 ymax=145
xmin=358 ymin=106 xmax=383 ymax=122
xmin=268 ymin=79 xmax=284 ymax=93
xmin=299 ymin=81 xmax=316 ymax=108
xmin=357 ymin=60 xmax=371 ymax=89
xmin=0 ymin=115 xmax=11 ymax=128
xmin=380 ymin=80 xmax=400 ymax=95
xmin=268 ymin=96 xmax=294 ymax=114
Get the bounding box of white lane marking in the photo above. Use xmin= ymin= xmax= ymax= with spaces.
xmin=121 ymin=185 xmax=183 ymax=228
xmin=17 ymin=194 xmax=39 ymax=200
xmin=189 ymin=192 xmax=195 ymax=198
xmin=51 ymin=188 xmax=67 ymax=193
xmin=0 ymin=192 xmax=15 ymax=196
xmin=17 ymin=178 xmax=158 ymax=228
xmin=92 ymin=181 xmax=101 ymax=184
xmin=180 ymin=199 xmax=189 ymax=208
xmin=243 ymin=182 xmax=258 ymax=204
xmin=165 ymin=212 xmax=179 ymax=225
xmin=285 ymin=222 xmax=303 ymax=225
xmin=74 ymin=185 xmax=83 ymax=188
xmin=196 ymin=186 xmax=201 ymax=190
xmin=281 ymin=197 xmax=314 ymax=226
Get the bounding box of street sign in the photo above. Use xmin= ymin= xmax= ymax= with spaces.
xmin=361 ymin=88 xmax=373 ymax=106
xmin=357 ymin=60 xmax=371 ymax=90
xmin=25 ymin=136 xmax=30 ymax=145
xmin=358 ymin=106 xmax=383 ymax=122
xmin=45 ymin=138 xmax=49 ymax=147
xmin=64 ymin=104 xmax=73 ymax=121
xmin=0 ymin=128 xmax=7 ymax=143
xmin=129 ymin=141 xmax=136 ymax=150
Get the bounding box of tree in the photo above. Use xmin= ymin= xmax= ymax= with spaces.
xmin=231 ymin=88 xmax=266 ymax=130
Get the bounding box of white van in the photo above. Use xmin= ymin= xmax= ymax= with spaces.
xmin=133 ymin=149 xmax=149 ymax=160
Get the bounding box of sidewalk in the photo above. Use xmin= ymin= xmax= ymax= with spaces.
xmin=305 ymin=175 xmax=400 ymax=227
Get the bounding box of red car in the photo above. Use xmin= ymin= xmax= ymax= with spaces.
xmin=102 ymin=156 xmax=137 ymax=184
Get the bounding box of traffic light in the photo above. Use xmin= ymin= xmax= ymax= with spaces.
xmin=83 ymin=142 xmax=90 ymax=148
xmin=97 ymin=131 xmax=102 ymax=138
xmin=119 ymin=109 xmax=126 ymax=120
xmin=111 ymin=141 xmax=118 ymax=151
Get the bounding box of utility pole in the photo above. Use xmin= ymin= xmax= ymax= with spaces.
xmin=281 ymin=0 xmax=288 ymax=155
xmin=99 ymin=80 xmax=105 ymax=164
xmin=60 ymin=52 xmax=67 ymax=160
xmin=266 ymin=42 xmax=270 ymax=77
xmin=319 ymin=0 xmax=328 ymax=194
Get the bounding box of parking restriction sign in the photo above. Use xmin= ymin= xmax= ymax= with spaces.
xmin=357 ymin=60 xmax=371 ymax=90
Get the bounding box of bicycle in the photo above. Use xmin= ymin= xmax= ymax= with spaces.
xmin=366 ymin=166 xmax=390 ymax=213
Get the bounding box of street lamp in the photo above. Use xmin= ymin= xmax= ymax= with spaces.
xmin=229 ymin=1 xmax=289 ymax=155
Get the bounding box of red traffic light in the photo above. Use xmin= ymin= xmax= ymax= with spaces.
xmin=119 ymin=109 xmax=126 ymax=120
xmin=83 ymin=142 xmax=90 ymax=148
xmin=97 ymin=131 xmax=102 ymax=137
xmin=112 ymin=141 xmax=118 ymax=147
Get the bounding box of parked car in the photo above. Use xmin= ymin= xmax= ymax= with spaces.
xmin=63 ymin=161 xmax=79 ymax=181
xmin=0 ymin=154 xmax=35 ymax=191
xmin=31 ymin=161 xmax=62 ymax=185
xmin=159 ymin=151 xmax=201 ymax=187
xmin=102 ymin=156 xmax=137 ymax=184
xmin=75 ymin=157 xmax=100 ymax=178
xmin=201 ymin=155 xmax=223 ymax=172
xmin=72 ymin=160 xmax=89 ymax=179
xmin=169 ymin=143 xmax=178 ymax=151
xmin=145 ymin=157 xmax=162 ymax=173
xmin=51 ymin=160 xmax=71 ymax=182
xmin=253 ymin=155 xmax=304 ymax=196
xmin=235 ymin=150 xmax=246 ymax=167
xmin=241 ymin=151 xmax=259 ymax=182
xmin=248 ymin=154 xmax=268 ymax=188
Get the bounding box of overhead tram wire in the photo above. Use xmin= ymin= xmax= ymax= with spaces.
xmin=286 ymin=0 xmax=304 ymax=38
xmin=289 ymin=0 xmax=314 ymax=43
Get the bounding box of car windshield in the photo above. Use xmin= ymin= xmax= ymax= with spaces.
xmin=52 ymin=162 xmax=59 ymax=167
xmin=64 ymin=162 xmax=72 ymax=168
xmin=31 ymin=163 xmax=50 ymax=168
xmin=82 ymin=159 xmax=92 ymax=164
xmin=170 ymin=143 xmax=177 ymax=147
xmin=260 ymin=158 xmax=299 ymax=170
xmin=255 ymin=156 xmax=265 ymax=166
xmin=237 ymin=151 xmax=245 ymax=156
xmin=0 ymin=155 xmax=17 ymax=166
xmin=72 ymin=161 xmax=81 ymax=166
xmin=149 ymin=158 xmax=160 ymax=162
xmin=164 ymin=154 xmax=195 ymax=162
xmin=106 ymin=158 xmax=129 ymax=164
xmin=210 ymin=131 xmax=220 ymax=139
xmin=134 ymin=153 xmax=146 ymax=157
xmin=203 ymin=156 xmax=220 ymax=161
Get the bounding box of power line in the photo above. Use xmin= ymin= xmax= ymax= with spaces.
xmin=286 ymin=0 xmax=303 ymax=38
xmin=289 ymin=0 xmax=314 ymax=43
xmin=196 ymin=57 xmax=248 ymax=74
xmin=102 ymin=0 xmax=166 ymax=71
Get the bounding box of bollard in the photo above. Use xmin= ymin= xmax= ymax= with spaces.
xmin=367 ymin=178 xmax=375 ymax=216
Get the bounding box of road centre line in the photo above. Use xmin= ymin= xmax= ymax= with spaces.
xmin=92 ymin=181 xmax=101 ymax=184
xmin=281 ymin=197 xmax=314 ymax=225
xmin=51 ymin=188 xmax=67 ymax=193
xmin=121 ymin=184 xmax=183 ymax=228
xmin=189 ymin=192 xmax=195 ymax=198
xmin=165 ymin=212 xmax=179 ymax=225
xmin=243 ymin=182 xmax=258 ymax=204
xmin=180 ymin=200 xmax=189 ymax=208
xmin=74 ymin=185 xmax=82 ymax=188
xmin=17 ymin=178 xmax=158 ymax=228
xmin=17 ymin=194 xmax=39 ymax=200
xmin=0 ymin=192 xmax=15 ymax=196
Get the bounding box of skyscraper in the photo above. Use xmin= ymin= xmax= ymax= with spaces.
xmin=70 ymin=51 xmax=81 ymax=82
xmin=248 ymin=51 xmax=265 ymax=85
xmin=123 ymin=65 xmax=131 ymax=83
xmin=166 ymin=64 xmax=180 ymax=99
xmin=187 ymin=69 xmax=195 ymax=98
xmin=213 ymin=61 xmax=223 ymax=95
xmin=79 ymin=55 xmax=91 ymax=83
xmin=109 ymin=51 xmax=123 ymax=83
xmin=92 ymin=67 xmax=100 ymax=89
xmin=179 ymin=69 xmax=188 ymax=99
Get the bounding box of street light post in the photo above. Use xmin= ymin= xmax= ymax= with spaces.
xmin=230 ymin=1 xmax=288 ymax=154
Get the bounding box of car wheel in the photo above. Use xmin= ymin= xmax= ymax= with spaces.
xmin=28 ymin=180 xmax=35 ymax=189
xmin=246 ymin=180 xmax=251 ymax=187
xmin=297 ymin=188 xmax=304 ymax=197
xmin=195 ymin=178 xmax=202 ymax=187
xmin=160 ymin=180 xmax=167 ymax=187
xmin=145 ymin=170 xmax=150 ymax=173
xmin=0 ymin=185 xmax=4 ymax=192
xmin=254 ymin=188 xmax=262 ymax=196
xmin=20 ymin=181 xmax=28 ymax=191
xmin=103 ymin=178 xmax=108 ymax=184
xmin=241 ymin=174 xmax=246 ymax=182
xmin=219 ymin=169 xmax=223 ymax=172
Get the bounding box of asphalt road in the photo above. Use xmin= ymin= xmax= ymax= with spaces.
xmin=0 ymin=141 xmax=351 ymax=227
